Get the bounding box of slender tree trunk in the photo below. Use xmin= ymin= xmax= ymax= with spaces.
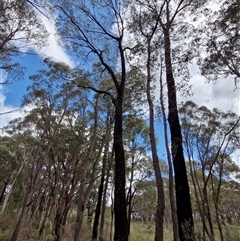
xmin=92 ymin=170 xmax=105 ymax=241
xmin=164 ymin=30 xmax=194 ymax=241
xmin=11 ymin=103 xmax=67 ymax=241
xmin=159 ymin=65 xmax=179 ymax=241
xmin=99 ymin=148 xmax=113 ymax=241
xmin=126 ymin=156 xmax=135 ymax=236
xmin=146 ymin=41 xmax=165 ymax=241
xmin=188 ymin=157 xmax=209 ymax=241
xmin=10 ymin=186 xmax=32 ymax=241
xmin=2 ymin=164 xmax=23 ymax=213
xmin=92 ymin=135 xmax=109 ymax=241
xmin=0 ymin=181 xmax=7 ymax=204
xmin=74 ymin=96 xmax=100 ymax=241
xmin=39 ymin=195 xmax=52 ymax=240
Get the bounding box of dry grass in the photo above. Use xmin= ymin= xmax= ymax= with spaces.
xmin=1 ymin=213 xmax=240 ymax=241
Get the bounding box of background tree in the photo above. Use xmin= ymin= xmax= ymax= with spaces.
xmin=179 ymin=100 xmax=240 ymax=241
xmin=0 ymin=0 xmax=47 ymax=85
xmin=54 ymin=1 xmax=138 ymax=240
xmin=197 ymin=0 xmax=240 ymax=86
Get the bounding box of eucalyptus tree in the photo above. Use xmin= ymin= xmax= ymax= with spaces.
xmin=53 ymin=1 xmax=137 ymax=240
xmin=4 ymin=61 xmax=87 ymax=241
xmin=128 ymin=0 xmax=210 ymax=240
xmin=198 ymin=0 xmax=240 ymax=86
xmin=128 ymin=3 xmax=166 ymax=240
xmin=0 ymin=136 xmax=21 ymax=208
xmin=127 ymin=0 xmax=204 ymax=240
xmin=123 ymin=116 xmax=152 ymax=235
xmin=179 ymin=100 xmax=240 ymax=241
xmin=0 ymin=0 xmax=47 ymax=85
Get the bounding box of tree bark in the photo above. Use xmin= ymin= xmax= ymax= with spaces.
xmin=113 ymin=94 xmax=128 ymax=241
xmin=99 ymin=147 xmax=113 ymax=241
xmin=159 ymin=65 xmax=179 ymax=241
xmin=164 ymin=30 xmax=194 ymax=241
xmin=146 ymin=41 xmax=165 ymax=241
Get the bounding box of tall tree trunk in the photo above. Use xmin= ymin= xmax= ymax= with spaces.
xmin=99 ymin=147 xmax=113 ymax=241
xmin=39 ymin=195 xmax=52 ymax=239
xmin=74 ymin=96 xmax=100 ymax=241
xmin=164 ymin=30 xmax=194 ymax=241
xmin=159 ymin=65 xmax=179 ymax=241
xmin=10 ymin=103 xmax=67 ymax=241
xmin=113 ymin=95 xmax=128 ymax=241
xmin=10 ymin=186 xmax=32 ymax=241
xmin=92 ymin=125 xmax=111 ymax=241
xmin=146 ymin=41 xmax=165 ymax=241
xmin=92 ymin=166 xmax=105 ymax=241
xmin=2 ymin=163 xmax=23 ymax=213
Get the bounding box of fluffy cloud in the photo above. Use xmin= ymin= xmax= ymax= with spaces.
xmin=180 ymin=63 xmax=240 ymax=115
xmin=34 ymin=12 xmax=75 ymax=67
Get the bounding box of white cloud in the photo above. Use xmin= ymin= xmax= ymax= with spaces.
xmin=180 ymin=64 xmax=240 ymax=115
xmin=34 ymin=13 xmax=75 ymax=67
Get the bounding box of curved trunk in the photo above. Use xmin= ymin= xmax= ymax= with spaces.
xmin=146 ymin=41 xmax=165 ymax=241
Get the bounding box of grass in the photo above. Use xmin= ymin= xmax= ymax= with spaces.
xmin=0 ymin=212 xmax=240 ymax=241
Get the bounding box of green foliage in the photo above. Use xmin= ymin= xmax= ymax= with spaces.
xmin=199 ymin=0 xmax=240 ymax=85
xmin=0 ymin=0 xmax=48 ymax=84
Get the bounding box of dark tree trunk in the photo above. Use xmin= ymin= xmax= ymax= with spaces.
xmin=113 ymin=94 xmax=128 ymax=241
xmin=92 ymin=174 xmax=104 ymax=241
xmin=0 ymin=181 xmax=7 ymax=204
xmin=99 ymin=147 xmax=113 ymax=241
xmin=160 ymin=68 xmax=179 ymax=241
xmin=164 ymin=31 xmax=194 ymax=241
xmin=92 ymin=147 xmax=107 ymax=241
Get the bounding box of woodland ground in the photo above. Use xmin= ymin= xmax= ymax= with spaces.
xmin=1 ymin=210 xmax=240 ymax=241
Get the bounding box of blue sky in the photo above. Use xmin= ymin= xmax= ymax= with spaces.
xmin=3 ymin=52 xmax=43 ymax=107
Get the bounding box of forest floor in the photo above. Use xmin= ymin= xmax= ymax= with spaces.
xmin=1 ymin=212 xmax=240 ymax=241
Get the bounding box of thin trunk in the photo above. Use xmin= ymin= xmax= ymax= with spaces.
xmin=159 ymin=64 xmax=179 ymax=241
xmin=110 ymin=190 xmax=114 ymax=241
xmin=126 ymin=156 xmax=135 ymax=236
xmin=74 ymin=96 xmax=100 ymax=241
xmin=202 ymin=174 xmax=215 ymax=241
xmin=10 ymin=187 xmax=32 ymax=241
xmin=10 ymin=103 xmax=67 ymax=241
xmin=92 ymin=166 xmax=105 ymax=241
xmin=164 ymin=29 xmax=194 ymax=241
xmin=188 ymin=157 xmax=209 ymax=241
xmin=39 ymin=195 xmax=52 ymax=240
xmin=92 ymin=130 xmax=110 ymax=241
xmin=2 ymin=164 xmax=23 ymax=213
xmin=99 ymin=148 xmax=113 ymax=241
xmin=146 ymin=40 xmax=165 ymax=241
xmin=0 ymin=181 xmax=7 ymax=204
